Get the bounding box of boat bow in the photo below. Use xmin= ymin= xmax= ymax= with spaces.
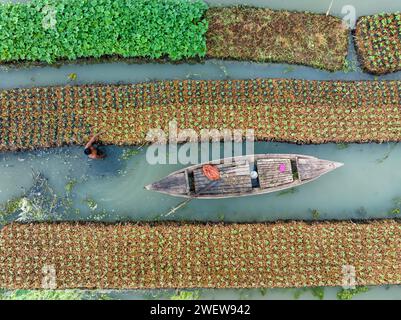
xmin=297 ymin=157 xmax=343 ymax=181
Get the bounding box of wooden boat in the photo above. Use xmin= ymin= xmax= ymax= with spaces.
xmin=145 ymin=154 xmax=343 ymax=199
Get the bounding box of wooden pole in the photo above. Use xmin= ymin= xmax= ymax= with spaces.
xmin=164 ymin=180 xmax=220 ymax=217
xmin=326 ymin=0 xmax=334 ymax=16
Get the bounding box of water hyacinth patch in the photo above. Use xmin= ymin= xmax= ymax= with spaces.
xmin=0 ymin=0 xmax=208 ymax=63
xmin=355 ymin=12 xmax=401 ymax=74
xmin=0 ymin=220 xmax=400 ymax=289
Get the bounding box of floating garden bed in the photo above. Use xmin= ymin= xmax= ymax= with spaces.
xmin=0 ymin=0 xmax=208 ymax=63
xmin=1 ymin=79 xmax=401 ymax=151
xmin=1 ymin=220 xmax=400 ymax=289
xmin=0 ymin=0 xmax=349 ymax=71
xmin=206 ymin=7 xmax=348 ymax=71
xmin=355 ymin=12 xmax=401 ymax=75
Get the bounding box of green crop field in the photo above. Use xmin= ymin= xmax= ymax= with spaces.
xmin=1 ymin=79 xmax=401 ymax=152
xmin=355 ymin=12 xmax=401 ymax=74
xmin=0 ymin=0 xmax=208 ymax=63
xmin=0 ymin=0 xmax=349 ymax=71
xmin=1 ymin=220 xmax=400 ymax=289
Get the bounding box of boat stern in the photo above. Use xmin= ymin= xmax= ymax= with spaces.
xmin=144 ymin=171 xmax=189 ymax=197
xmin=145 ymin=183 xmax=155 ymax=191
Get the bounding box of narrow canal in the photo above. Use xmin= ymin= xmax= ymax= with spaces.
xmin=1 ymin=142 xmax=401 ymax=222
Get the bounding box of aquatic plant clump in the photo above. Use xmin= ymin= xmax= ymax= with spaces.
xmin=0 ymin=220 xmax=400 ymax=289
xmin=0 ymin=172 xmax=63 ymax=226
xmin=0 ymin=289 xmax=86 ymax=300
xmin=206 ymin=7 xmax=348 ymax=71
xmin=0 ymin=0 xmax=208 ymax=63
xmin=1 ymin=79 xmax=401 ymax=151
xmin=355 ymin=12 xmax=401 ymax=74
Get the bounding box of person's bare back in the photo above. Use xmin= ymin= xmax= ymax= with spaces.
xmin=84 ymin=132 xmax=106 ymax=159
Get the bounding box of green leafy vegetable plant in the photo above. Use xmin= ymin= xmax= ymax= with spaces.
xmin=0 ymin=0 xmax=208 ymax=64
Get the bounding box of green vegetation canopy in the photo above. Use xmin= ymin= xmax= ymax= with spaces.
xmin=0 ymin=0 xmax=208 ymax=63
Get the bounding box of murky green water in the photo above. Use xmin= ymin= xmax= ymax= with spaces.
xmin=51 ymin=285 xmax=397 ymax=300
xmin=98 ymin=285 xmax=401 ymax=300
xmin=1 ymin=0 xmax=401 ymax=299
xmin=2 ymin=286 xmax=400 ymax=300
xmin=1 ymin=142 xmax=401 ymax=222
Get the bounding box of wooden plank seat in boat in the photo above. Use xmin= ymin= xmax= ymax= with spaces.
xmin=297 ymin=158 xmax=333 ymax=181
xmin=193 ymin=161 xmax=252 ymax=194
xmin=256 ymin=159 xmax=293 ymax=189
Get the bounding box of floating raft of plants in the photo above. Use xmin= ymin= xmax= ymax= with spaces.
xmin=0 ymin=0 xmax=349 ymax=71
xmin=206 ymin=7 xmax=348 ymax=71
xmin=1 ymin=79 xmax=401 ymax=151
xmin=0 ymin=0 xmax=208 ymax=63
xmin=0 ymin=220 xmax=400 ymax=289
xmin=355 ymin=12 xmax=401 ymax=75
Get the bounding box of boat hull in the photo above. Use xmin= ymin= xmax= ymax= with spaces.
xmin=145 ymin=154 xmax=343 ymax=199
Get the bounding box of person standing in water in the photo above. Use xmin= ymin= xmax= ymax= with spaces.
xmin=84 ymin=132 xmax=106 ymax=159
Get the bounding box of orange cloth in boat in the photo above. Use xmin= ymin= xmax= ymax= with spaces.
xmin=202 ymin=164 xmax=220 ymax=181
